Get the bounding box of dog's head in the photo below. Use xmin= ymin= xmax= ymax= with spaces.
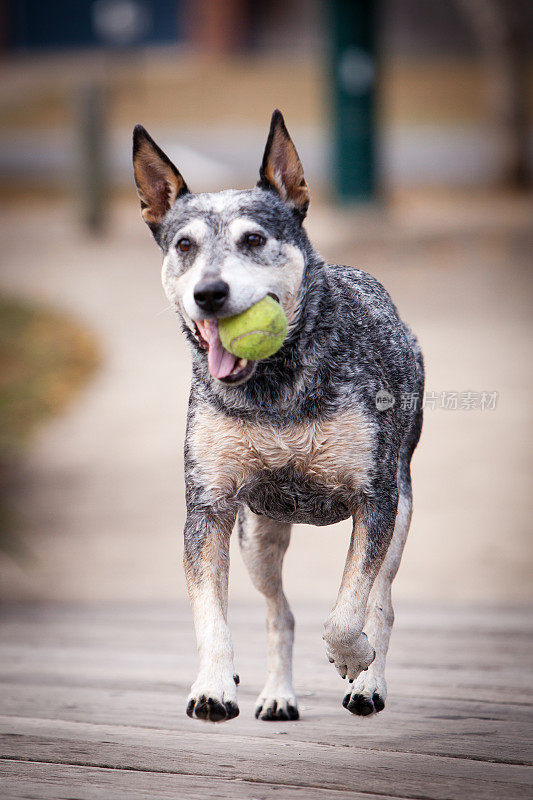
xmin=132 ymin=110 xmax=311 ymax=385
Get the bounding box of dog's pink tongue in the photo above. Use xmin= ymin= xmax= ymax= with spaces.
xmin=205 ymin=320 xmax=237 ymax=379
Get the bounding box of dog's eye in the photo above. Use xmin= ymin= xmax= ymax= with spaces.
xmin=177 ymin=237 xmax=192 ymax=253
xmin=245 ymin=233 xmax=265 ymax=248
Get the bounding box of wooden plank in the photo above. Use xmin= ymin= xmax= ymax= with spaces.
xmin=0 ymin=603 xmax=531 ymax=798
xmin=1 ymin=605 xmax=531 ymax=685
xmin=1 ymin=642 xmax=530 ymax=706
xmin=2 ymin=630 xmax=530 ymax=674
xmin=0 ymin=683 xmax=531 ymax=766
xmin=0 ymin=603 xmax=530 ymax=645
xmin=1 ymin=604 xmax=530 ymax=658
xmin=0 ymin=716 xmax=531 ymax=800
xmin=0 ymin=760 xmax=413 ymax=800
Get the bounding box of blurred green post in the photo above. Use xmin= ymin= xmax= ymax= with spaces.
xmin=328 ymin=0 xmax=378 ymax=202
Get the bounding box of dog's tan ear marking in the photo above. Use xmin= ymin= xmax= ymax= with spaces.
xmin=132 ymin=125 xmax=188 ymax=230
xmin=258 ymin=109 xmax=310 ymax=220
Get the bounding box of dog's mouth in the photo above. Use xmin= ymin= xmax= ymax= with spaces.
xmin=195 ymin=319 xmax=255 ymax=384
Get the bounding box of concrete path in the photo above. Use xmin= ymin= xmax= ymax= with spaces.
xmin=0 ymin=194 xmax=532 ymax=604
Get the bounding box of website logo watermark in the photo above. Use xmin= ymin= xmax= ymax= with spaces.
xmin=375 ymin=389 xmax=395 ymax=411
xmin=375 ymin=390 xmax=499 ymax=412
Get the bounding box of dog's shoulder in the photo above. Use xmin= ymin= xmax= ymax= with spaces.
xmin=322 ymin=263 xmax=422 ymax=379
xmin=324 ymin=264 xmax=402 ymax=323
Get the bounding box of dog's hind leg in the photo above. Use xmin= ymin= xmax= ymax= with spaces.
xmin=238 ymin=508 xmax=298 ymax=721
xmin=343 ymin=485 xmax=412 ymax=715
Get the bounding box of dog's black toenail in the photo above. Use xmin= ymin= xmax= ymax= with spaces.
xmin=348 ymin=678 xmax=354 ymax=683
xmin=343 ymin=692 xmax=372 ymax=715
xmin=359 ymin=699 xmax=374 ymax=715
xmin=287 ymin=704 xmax=299 ymax=720
xmin=347 ymin=694 xmax=374 ymax=716
xmin=373 ymin=692 xmax=385 ymax=712
xmin=254 ymin=705 xmax=262 ymax=719
xmin=208 ymin=699 xmax=227 ymax=722
xmin=195 ymin=696 xmax=209 ymax=720
xmin=276 ymin=708 xmax=289 ymax=720
xmin=262 ymin=707 xmax=275 ymax=720
xmin=233 ymin=673 xmax=240 ymax=685
xmin=328 ymin=657 xmax=334 ymax=663
xmin=186 ymin=699 xmax=195 ymax=717
xmin=346 ymin=695 xmax=361 ymax=713
xmin=225 ymin=701 xmax=239 ymax=719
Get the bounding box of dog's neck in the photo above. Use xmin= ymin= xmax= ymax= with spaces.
xmin=191 ymin=255 xmax=337 ymax=422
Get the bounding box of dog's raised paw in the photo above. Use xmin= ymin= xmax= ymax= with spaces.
xmin=323 ymin=627 xmax=375 ymax=681
xmin=186 ymin=694 xmax=239 ymax=722
xmin=255 ymin=694 xmax=299 ymax=721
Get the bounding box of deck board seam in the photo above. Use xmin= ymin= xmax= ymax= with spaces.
xmin=2 ymin=717 xmax=533 ymax=770
xmin=1 ymin=717 xmax=532 ymax=767
xmin=304 ymin=742 xmax=532 ymax=767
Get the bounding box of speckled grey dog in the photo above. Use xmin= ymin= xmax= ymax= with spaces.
xmin=132 ymin=110 xmax=424 ymax=723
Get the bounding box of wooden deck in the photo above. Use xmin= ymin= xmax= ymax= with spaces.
xmin=0 ymin=602 xmax=531 ymax=799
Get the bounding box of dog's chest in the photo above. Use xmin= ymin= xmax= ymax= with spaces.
xmin=190 ymin=406 xmax=375 ymax=523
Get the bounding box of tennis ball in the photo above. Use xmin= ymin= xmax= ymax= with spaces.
xmin=219 ymin=296 xmax=288 ymax=360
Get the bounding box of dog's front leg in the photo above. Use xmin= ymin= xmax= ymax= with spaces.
xmin=323 ymin=492 xmax=397 ymax=695
xmin=184 ymin=503 xmax=239 ymax=722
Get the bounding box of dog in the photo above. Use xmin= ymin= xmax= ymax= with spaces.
xmin=132 ymin=110 xmax=424 ymax=723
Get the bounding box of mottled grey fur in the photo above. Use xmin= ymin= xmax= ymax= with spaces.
xmin=133 ymin=112 xmax=424 ymax=724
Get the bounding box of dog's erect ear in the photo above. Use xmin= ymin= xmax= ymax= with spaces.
xmin=132 ymin=125 xmax=188 ymax=230
xmin=258 ymin=109 xmax=310 ymax=220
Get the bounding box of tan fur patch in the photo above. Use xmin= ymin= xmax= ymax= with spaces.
xmin=190 ymin=406 xmax=375 ymax=502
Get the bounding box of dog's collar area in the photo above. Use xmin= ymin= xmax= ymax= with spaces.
xmin=195 ymin=319 xmax=256 ymax=384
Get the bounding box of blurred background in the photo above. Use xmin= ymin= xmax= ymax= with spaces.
xmin=0 ymin=0 xmax=532 ymax=607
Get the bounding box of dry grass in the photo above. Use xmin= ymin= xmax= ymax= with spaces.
xmin=0 ymin=297 xmax=100 ymax=553
xmin=0 ymin=297 xmax=100 ymax=455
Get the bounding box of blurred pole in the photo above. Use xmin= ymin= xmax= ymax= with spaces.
xmin=77 ymin=83 xmax=108 ymax=235
xmin=456 ymin=0 xmax=531 ymax=189
xmin=328 ymin=0 xmax=378 ymax=203
xmin=184 ymin=0 xmax=248 ymax=54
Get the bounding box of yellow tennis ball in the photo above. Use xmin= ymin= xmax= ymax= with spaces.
xmin=219 ymin=296 xmax=288 ymax=360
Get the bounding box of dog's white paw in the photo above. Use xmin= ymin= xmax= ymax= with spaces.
xmin=186 ymin=671 xmax=240 ymax=723
xmin=342 ymin=671 xmax=387 ymax=716
xmin=255 ymin=686 xmax=299 ymax=721
xmin=323 ymin=622 xmax=375 ymax=681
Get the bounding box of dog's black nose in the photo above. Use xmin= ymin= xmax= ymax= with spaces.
xmin=194 ymin=279 xmax=230 ymax=313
